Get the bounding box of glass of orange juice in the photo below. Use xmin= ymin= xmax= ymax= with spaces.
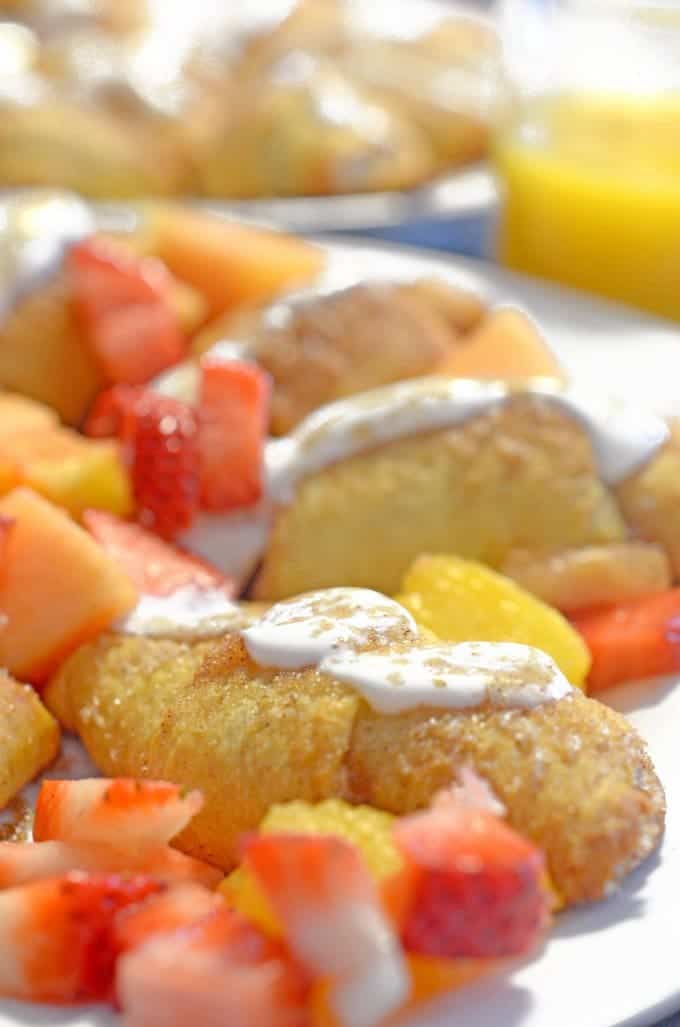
xmin=494 ymin=0 xmax=680 ymax=321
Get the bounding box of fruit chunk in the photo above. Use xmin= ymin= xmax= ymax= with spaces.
xmin=0 ymin=872 xmax=163 ymax=1003
xmin=437 ymin=307 xmax=566 ymax=381
xmin=83 ymin=510 xmax=234 ymax=597
xmin=397 ymin=554 xmax=590 ymax=685
xmin=198 ymin=359 xmax=270 ymax=511
xmin=34 ymin=779 xmax=202 ymax=849
xmin=0 ymin=488 xmax=138 ymax=683
xmin=0 ymin=271 xmax=105 ymax=425
xmin=68 ymin=237 xmax=186 ymax=386
xmin=394 ymin=789 xmax=550 ymax=959
xmin=244 ymin=833 xmax=409 ymax=1027
xmin=571 ymin=588 xmax=680 ymax=691
xmin=0 ymin=394 xmax=57 ymax=434
xmin=87 ymin=386 xmax=200 ymax=537
xmin=0 ymin=427 xmax=133 ymax=518
xmin=145 ymin=204 xmax=324 ymax=319
xmin=501 ymin=543 xmax=672 ymax=613
xmin=117 ymin=907 xmax=310 ymax=1027
xmin=0 ymin=670 xmax=60 ymax=810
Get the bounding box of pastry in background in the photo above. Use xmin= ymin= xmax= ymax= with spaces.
xmin=0 ymin=669 xmax=59 ymax=810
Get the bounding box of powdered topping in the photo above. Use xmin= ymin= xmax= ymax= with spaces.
xmin=319 ymin=641 xmax=574 ymax=714
xmin=241 ymin=588 xmax=419 ymax=669
xmin=116 ymin=586 xmax=253 ymax=640
xmin=265 ymin=377 xmax=668 ymax=503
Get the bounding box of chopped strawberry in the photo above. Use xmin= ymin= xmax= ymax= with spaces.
xmin=68 ymin=237 xmax=185 ymax=385
xmin=393 ymin=790 xmax=549 ymax=960
xmin=113 ymin=883 xmax=224 ymax=957
xmin=34 ymin=779 xmax=203 ymax=850
xmin=85 ymin=386 xmax=201 ymax=538
xmin=117 ymin=907 xmax=311 ymax=1027
xmin=83 ymin=510 xmax=234 ymax=596
xmin=571 ymin=589 xmax=680 ymax=690
xmin=0 ymin=872 xmax=163 ymax=1003
xmin=244 ymin=833 xmax=408 ymax=1027
xmin=198 ymin=358 xmax=270 ymax=511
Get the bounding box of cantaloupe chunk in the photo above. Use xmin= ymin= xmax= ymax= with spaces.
xmin=144 ymin=204 xmax=324 ymax=319
xmin=0 ymin=669 xmax=60 ymax=809
xmin=0 ymin=428 xmax=133 ymax=519
xmin=0 ymin=488 xmax=138 ymax=684
xmin=0 ymin=394 xmax=58 ymax=434
xmin=437 ymin=307 xmax=566 ymax=382
xmin=0 ymin=272 xmax=105 ymax=425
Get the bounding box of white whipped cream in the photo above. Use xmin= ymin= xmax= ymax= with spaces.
xmin=116 ymin=585 xmax=243 ymax=640
xmin=179 ymin=504 xmax=272 ymax=592
xmin=242 ymin=588 xmax=418 ymax=669
xmin=320 ymin=641 xmax=573 ymax=714
xmin=265 ymin=377 xmax=669 ymax=504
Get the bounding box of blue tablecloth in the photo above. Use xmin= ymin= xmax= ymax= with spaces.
xmin=333 ymin=210 xmax=679 ymax=1027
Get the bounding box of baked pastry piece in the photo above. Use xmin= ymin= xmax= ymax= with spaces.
xmin=0 ymin=669 xmax=59 ymax=810
xmin=46 ymin=588 xmax=665 ymax=905
xmin=253 ymin=378 xmax=673 ymax=599
xmin=194 ymin=280 xmax=486 ymax=436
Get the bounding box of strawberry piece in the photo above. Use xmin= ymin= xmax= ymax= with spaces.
xmin=198 ymin=358 xmax=270 ymax=511
xmin=85 ymin=387 xmax=201 ymax=539
xmin=130 ymin=391 xmax=200 ymax=538
xmin=68 ymin=238 xmax=185 ymax=386
xmin=0 ymin=872 xmax=163 ymax=1003
xmin=83 ymin=510 xmax=234 ymax=596
xmin=244 ymin=833 xmax=408 ymax=1027
xmin=113 ymin=883 xmax=224 ymax=957
xmin=393 ymin=791 xmax=549 ymax=960
xmin=117 ymin=907 xmax=311 ymax=1027
xmin=34 ymin=778 xmax=203 ymax=849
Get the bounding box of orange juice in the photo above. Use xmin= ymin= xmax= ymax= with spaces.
xmin=495 ymin=94 xmax=680 ymax=320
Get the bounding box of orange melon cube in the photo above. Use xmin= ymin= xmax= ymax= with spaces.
xmin=144 ymin=205 xmax=324 ymax=319
xmin=0 ymin=428 xmax=133 ymax=518
xmin=0 ymin=394 xmax=58 ymax=434
xmin=0 ymin=488 xmax=137 ymax=684
xmin=438 ymin=307 xmax=566 ymax=382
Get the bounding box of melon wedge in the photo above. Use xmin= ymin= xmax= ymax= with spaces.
xmin=438 ymin=307 xmax=566 ymax=382
xmin=144 ymin=205 xmax=324 ymax=319
xmin=0 ymin=488 xmax=138 ymax=684
xmin=0 ymin=394 xmax=58 ymax=433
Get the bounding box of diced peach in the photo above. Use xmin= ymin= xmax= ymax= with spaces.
xmin=0 ymin=488 xmax=137 ymax=684
xmin=144 ymin=205 xmax=324 ymax=319
xmin=0 ymin=428 xmax=133 ymax=518
xmin=437 ymin=307 xmax=566 ymax=381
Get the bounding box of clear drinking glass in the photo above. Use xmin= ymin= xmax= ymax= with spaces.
xmin=494 ymin=0 xmax=680 ymax=321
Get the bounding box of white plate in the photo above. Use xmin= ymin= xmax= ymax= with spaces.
xmin=2 ymin=239 xmax=680 ymax=1027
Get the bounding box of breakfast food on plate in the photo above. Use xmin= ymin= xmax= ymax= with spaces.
xmin=46 ymin=587 xmax=665 ymax=905
xmin=0 ymin=0 xmax=496 ymax=199
xmin=252 ymin=377 xmax=674 ymax=599
xmin=0 ymin=670 xmax=59 ymax=809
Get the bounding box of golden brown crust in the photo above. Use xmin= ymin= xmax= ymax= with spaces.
xmin=254 ymin=397 xmax=628 ymax=599
xmin=617 ymin=421 xmax=680 ymax=579
xmin=0 ymin=670 xmax=60 ymax=809
xmin=46 ymin=632 xmax=665 ymax=904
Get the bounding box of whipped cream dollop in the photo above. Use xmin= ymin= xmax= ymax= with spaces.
xmin=321 ymin=641 xmax=573 ymax=714
xmin=240 ymin=588 xmax=574 ymax=713
xmin=242 ymin=588 xmax=418 ymax=669
xmin=265 ymin=377 xmax=669 ymax=504
xmin=117 ymin=585 xmax=252 ymax=641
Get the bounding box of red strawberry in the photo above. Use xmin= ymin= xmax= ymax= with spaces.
xmin=198 ymin=358 xmax=270 ymax=511
xmin=86 ymin=386 xmax=200 ymax=539
xmin=244 ymin=833 xmax=408 ymax=1027
xmin=117 ymin=908 xmax=311 ymax=1027
xmin=393 ymin=792 xmax=549 ymax=960
xmin=113 ymin=883 xmax=223 ymax=957
xmin=68 ymin=237 xmax=185 ymax=385
xmin=83 ymin=510 xmax=234 ymax=597
xmin=0 ymin=872 xmax=163 ymax=1003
